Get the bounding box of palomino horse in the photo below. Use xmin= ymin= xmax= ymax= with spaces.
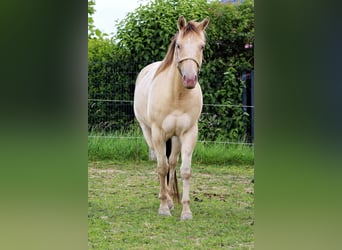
xmin=134 ymin=16 xmax=209 ymax=220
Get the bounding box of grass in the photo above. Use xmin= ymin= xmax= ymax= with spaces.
xmin=88 ymin=131 xmax=254 ymax=166
xmin=88 ymin=132 xmax=254 ymax=248
xmin=88 ymin=161 xmax=254 ymax=249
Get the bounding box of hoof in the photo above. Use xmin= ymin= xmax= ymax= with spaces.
xmin=158 ymin=208 xmax=171 ymax=216
xmin=181 ymin=212 xmax=192 ymax=220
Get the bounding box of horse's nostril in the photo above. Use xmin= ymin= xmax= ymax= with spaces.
xmin=190 ymin=75 xmax=197 ymax=82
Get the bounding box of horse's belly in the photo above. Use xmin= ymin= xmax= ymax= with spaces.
xmin=162 ymin=113 xmax=195 ymax=137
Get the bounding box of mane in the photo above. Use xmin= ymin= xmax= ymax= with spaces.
xmin=154 ymin=33 xmax=178 ymax=77
xmin=154 ymin=21 xmax=204 ymax=78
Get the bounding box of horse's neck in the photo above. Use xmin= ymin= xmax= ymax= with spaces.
xmin=167 ymin=64 xmax=186 ymax=98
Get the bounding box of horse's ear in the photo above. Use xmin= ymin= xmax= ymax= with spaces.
xmin=200 ymin=17 xmax=210 ymax=31
xmin=178 ymin=16 xmax=187 ymax=30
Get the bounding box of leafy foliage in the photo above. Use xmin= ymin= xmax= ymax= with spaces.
xmin=199 ymin=0 xmax=254 ymax=142
xmin=88 ymin=0 xmax=109 ymax=39
xmin=88 ymin=0 xmax=96 ymax=38
xmin=115 ymin=0 xmax=210 ymax=68
xmin=88 ymin=0 xmax=254 ymax=142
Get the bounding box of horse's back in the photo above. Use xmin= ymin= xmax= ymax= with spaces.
xmin=134 ymin=61 xmax=161 ymax=126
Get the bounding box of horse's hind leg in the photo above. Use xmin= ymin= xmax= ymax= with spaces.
xmin=139 ymin=122 xmax=156 ymax=160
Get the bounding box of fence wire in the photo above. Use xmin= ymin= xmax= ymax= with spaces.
xmin=88 ymin=99 xmax=254 ymax=109
xmin=88 ymin=99 xmax=254 ymax=146
xmin=88 ymin=134 xmax=254 ymax=146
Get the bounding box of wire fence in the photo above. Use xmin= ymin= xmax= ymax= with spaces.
xmin=89 ymin=99 xmax=255 ymax=108
xmin=88 ymin=134 xmax=254 ymax=146
xmin=88 ymin=99 xmax=254 ymax=146
xmin=88 ymin=63 xmax=254 ymax=145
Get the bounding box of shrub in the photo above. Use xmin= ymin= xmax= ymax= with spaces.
xmin=88 ymin=39 xmax=135 ymax=131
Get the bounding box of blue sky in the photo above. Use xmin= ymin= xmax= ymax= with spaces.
xmin=93 ymin=0 xmax=148 ymax=35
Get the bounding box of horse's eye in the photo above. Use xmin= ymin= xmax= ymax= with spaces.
xmin=176 ymin=44 xmax=181 ymax=49
xmin=200 ymin=45 xmax=205 ymax=50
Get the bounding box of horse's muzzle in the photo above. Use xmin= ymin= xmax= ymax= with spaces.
xmin=182 ymin=74 xmax=197 ymax=89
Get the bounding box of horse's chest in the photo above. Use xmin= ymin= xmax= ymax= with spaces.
xmin=162 ymin=113 xmax=194 ymax=137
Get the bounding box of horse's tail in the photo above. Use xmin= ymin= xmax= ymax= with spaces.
xmin=166 ymin=139 xmax=180 ymax=204
xmin=172 ymin=169 xmax=180 ymax=204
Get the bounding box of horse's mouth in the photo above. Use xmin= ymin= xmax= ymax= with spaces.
xmin=183 ymin=82 xmax=196 ymax=89
xmin=184 ymin=84 xmax=196 ymax=89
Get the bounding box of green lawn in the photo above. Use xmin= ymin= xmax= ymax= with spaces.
xmin=88 ymin=134 xmax=254 ymax=166
xmin=88 ymin=161 xmax=254 ymax=249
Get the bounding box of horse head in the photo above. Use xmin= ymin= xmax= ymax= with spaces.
xmin=175 ymin=16 xmax=209 ymax=89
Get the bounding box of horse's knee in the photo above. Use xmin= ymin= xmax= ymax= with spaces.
xmin=180 ymin=166 xmax=191 ymax=179
xmin=157 ymin=163 xmax=168 ymax=176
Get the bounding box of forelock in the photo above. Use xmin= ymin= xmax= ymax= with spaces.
xmin=180 ymin=21 xmax=201 ymax=37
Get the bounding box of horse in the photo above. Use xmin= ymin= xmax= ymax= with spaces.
xmin=134 ymin=16 xmax=209 ymax=220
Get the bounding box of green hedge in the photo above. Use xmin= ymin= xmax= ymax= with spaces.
xmin=88 ymin=0 xmax=254 ymax=142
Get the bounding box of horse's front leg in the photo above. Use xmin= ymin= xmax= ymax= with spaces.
xmin=167 ymin=136 xmax=181 ymax=209
xmin=180 ymin=125 xmax=198 ymax=220
xmin=152 ymin=126 xmax=171 ymax=216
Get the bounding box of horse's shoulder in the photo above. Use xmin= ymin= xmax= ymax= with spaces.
xmin=136 ymin=61 xmax=162 ymax=85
